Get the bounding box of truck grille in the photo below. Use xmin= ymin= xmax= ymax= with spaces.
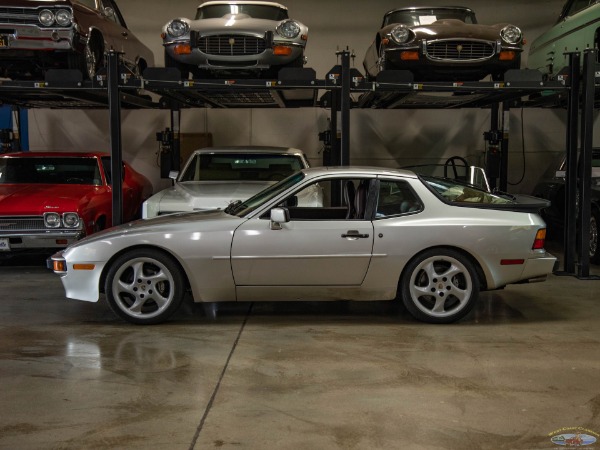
xmin=197 ymin=35 xmax=266 ymax=56
xmin=0 ymin=6 xmax=72 ymax=27
xmin=0 ymin=216 xmax=46 ymax=231
xmin=425 ymin=40 xmax=495 ymax=61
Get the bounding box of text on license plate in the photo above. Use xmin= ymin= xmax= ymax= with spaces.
xmin=0 ymin=35 xmax=8 ymax=48
xmin=0 ymin=238 xmax=10 ymax=251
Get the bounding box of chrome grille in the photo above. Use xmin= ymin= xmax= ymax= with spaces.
xmin=425 ymin=40 xmax=495 ymax=61
xmin=197 ymin=35 xmax=266 ymax=56
xmin=0 ymin=216 xmax=46 ymax=231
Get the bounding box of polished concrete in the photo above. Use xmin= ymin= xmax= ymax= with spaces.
xmin=1 ymin=249 xmax=599 ymax=450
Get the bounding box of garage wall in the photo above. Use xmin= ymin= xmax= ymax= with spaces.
xmin=26 ymin=0 xmax=597 ymax=194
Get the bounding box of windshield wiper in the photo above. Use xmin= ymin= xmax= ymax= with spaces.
xmin=224 ymin=199 xmax=242 ymax=215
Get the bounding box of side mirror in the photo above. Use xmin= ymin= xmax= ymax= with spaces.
xmin=168 ymin=170 xmax=179 ymax=181
xmin=104 ymin=7 xmax=115 ymax=18
xmin=270 ymin=207 xmax=290 ymax=230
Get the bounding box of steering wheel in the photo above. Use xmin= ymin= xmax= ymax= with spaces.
xmin=444 ymin=156 xmax=470 ymax=181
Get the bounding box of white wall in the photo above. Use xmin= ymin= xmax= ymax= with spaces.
xmin=27 ymin=0 xmax=597 ymax=194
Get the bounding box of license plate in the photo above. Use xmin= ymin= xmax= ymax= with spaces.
xmin=0 ymin=238 xmax=10 ymax=251
xmin=0 ymin=35 xmax=8 ymax=48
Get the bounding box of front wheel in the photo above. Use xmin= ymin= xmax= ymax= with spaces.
xmin=105 ymin=249 xmax=185 ymax=324
xmin=400 ymin=248 xmax=480 ymax=323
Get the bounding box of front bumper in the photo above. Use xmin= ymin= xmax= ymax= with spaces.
xmin=48 ymin=250 xmax=103 ymax=303
xmin=383 ymin=41 xmax=521 ymax=81
xmin=0 ymin=230 xmax=84 ymax=253
xmin=0 ymin=24 xmax=75 ymax=52
xmin=164 ymin=41 xmax=304 ymax=71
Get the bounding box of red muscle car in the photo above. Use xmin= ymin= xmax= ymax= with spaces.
xmin=0 ymin=152 xmax=152 ymax=255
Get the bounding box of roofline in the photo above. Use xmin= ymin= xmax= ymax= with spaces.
xmin=301 ymin=166 xmax=419 ymax=178
xmin=384 ymin=6 xmax=474 ymax=16
xmin=192 ymin=146 xmax=304 ymax=154
xmin=198 ymin=1 xmax=288 ymax=10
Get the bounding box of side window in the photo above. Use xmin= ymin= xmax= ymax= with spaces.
xmin=376 ymin=179 xmax=423 ymax=218
xmin=566 ymin=0 xmax=592 ymax=16
xmin=76 ymin=0 xmax=98 ymax=9
xmin=269 ymin=178 xmax=374 ymax=221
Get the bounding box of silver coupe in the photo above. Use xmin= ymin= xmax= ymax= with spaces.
xmin=50 ymin=167 xmax=556 ymax=325
xmin=162 ymin=1 xmax=308 ymax=78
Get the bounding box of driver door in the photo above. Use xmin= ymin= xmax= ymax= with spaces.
xmin=231 ymin=177 xmax=375 ymax=291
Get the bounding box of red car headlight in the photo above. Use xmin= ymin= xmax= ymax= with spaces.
xmin=44 ymin=212 xmax=61 ymax=228
xmin=63 ymin=212 xmax=81 ymax=228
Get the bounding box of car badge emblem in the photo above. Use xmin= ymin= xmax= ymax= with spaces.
xmin=229 ymin=38 xmax=235 ymax=46
xmin=456 ymin=44 xmax=463 ymax=53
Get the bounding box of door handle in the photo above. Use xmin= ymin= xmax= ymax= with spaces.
xmin=341 ymin=230 xmax=370 ymax=239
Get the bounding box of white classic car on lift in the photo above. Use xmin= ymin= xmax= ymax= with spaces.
xmin=142 ymin=146 xmax=318 ymax=218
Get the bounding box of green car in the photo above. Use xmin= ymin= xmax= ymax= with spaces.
xmin=528 ymin=0 xmax=600 ymax=78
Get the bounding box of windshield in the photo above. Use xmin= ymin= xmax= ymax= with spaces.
xmin=179 ymin=153 xmax=304 ymax=182
xmin=226 ymin=171 xmax=305 ymax=216
xmin=422 ymin=176 xmax=512 ymax=204
xmin=384 ymin=8 xmax=476 ymax=27
xmin=0 ymin=157 xmax=102 ymax=185
xmin=196 ymin=4 xmax=288 ymax=20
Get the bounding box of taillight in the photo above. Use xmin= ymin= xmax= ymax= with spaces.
xmin=532 ymin=228 xmax=546 ymax=250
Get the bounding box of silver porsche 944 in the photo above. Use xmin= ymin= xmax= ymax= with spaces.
xmin=49 ymin=167 xmax=556 ymax=325
xmin=162 ymin=0 xmax=308 ymax=78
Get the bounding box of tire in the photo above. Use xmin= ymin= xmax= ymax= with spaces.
xmin=105 ymin=249 xmax=185 ymax=324
xmin=400 ymin=248 xmax=480 ymax=324
xmin=69 ymin=39 xmax=101 ymax=80
xmin=590 ymin=208 xmax=600 ymax=264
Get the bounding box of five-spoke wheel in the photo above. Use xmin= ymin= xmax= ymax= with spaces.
xmin=401 ymin=248 xmax=479 ymax=323
xmin=105 ymin=249 xmax=185 ymax=324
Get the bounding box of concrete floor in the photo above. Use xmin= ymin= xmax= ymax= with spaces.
xmin=0 ymin=249 xmax=599 ymax=450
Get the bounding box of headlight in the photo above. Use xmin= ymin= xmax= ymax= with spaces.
xmin=55 ymin=9 xmax=73 ymax=27
xmin=63 ymin=213 xmax=81 ymax=228
xmin=501 ymin=25 xmax=522 ymax=45
xmin=390 ymin=25 xmax=413 ymax=44
xmin=39 ymin=9 xmax=55 ymax=27
xmin=277 ymin=20 xmax=301 ymax=39
xmin=44 ymin=212 xmax=61 ymax=228
xmin=167 ymin=19 xmax=189 ymax=38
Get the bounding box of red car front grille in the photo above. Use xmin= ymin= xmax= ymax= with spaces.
xmin=0 ymin=216 xmax=46 ymax=231
xmin=425 ymin=40 xmax=495 ymax=61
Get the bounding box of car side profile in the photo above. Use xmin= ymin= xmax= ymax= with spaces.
xmin=0 ymin=0 xmax=155 ymax=80
xmin=0 ymin=152 xmax=153 ymax=256
xmin=528 ymin=0 xmax=600 ymax=78
xmin=51 ymin=167 xmax=556 ymax=325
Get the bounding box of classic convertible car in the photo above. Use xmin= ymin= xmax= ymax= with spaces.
xmin=528 ymin=0 xmax=599 ymax=78
xmin=50 ymin=167 xmax=556 ymax=325
xmin=162 ymin=1 xmax=308 ymax=79
xmin=142 ymin=146 xmax=314 ymax=218
xmin=363 ymin=6 xmax=524 ymax=81
xmin=0 ymin=152 xmax=152 ymax=255
xmin=0 ymin=0 xmax=154 ymax=80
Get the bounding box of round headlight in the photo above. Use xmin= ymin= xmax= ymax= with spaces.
xmin=501 ymin=25 xmax=522 ymax=45
xmin=277 ymin=20 xmax=301 ymax=39
xmin=44 ymin=212 xmax=61 ymax=228
xmin=167 ymin=19 xmax=189 ymax=38
xmin=55 ymin=9 xmax=73 ymax=27
xmin=39 ymin=9 xmax=55 ymax=27
xmin=63 ymin=213 xmax=81 ymax=228
xmin=390 ymin=25 xmax=412 ymax=44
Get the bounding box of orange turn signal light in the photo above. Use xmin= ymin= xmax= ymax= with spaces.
xmin=400 ymin=51 xmax=419 ymax=61
xmin=174 ymin=44 xmax=192 ymax=55
xmin=53 ymin=260 xmax=67 ymax=272
xmin=73 ymin=264 xmax=95 ymax=271
xmin=273 ymin=45 xmax=293 ymax=56
xmin=532 ymin=229 xmax=546 ymax=250
xmin=499 ymin=50 xmax=516 ymax=61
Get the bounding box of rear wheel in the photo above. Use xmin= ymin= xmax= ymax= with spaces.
xmin=105 ymin=249 xmax=185 ymax=324
xmin=400 ymin=248 xmax=479 ymax=323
